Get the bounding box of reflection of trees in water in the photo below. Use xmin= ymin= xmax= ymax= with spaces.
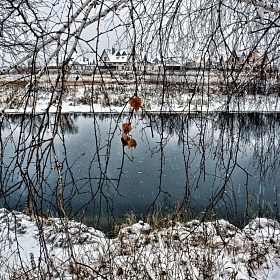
xmin=1 ymin=112 xmax=280 ymax=230
xmin=142 ymin=112 xmax=280 ymax=224
xmin=146 ymin=113 xmax=280 ymax=178
xmin=1 ymin=113 xmax=79 ymax=134
xmin=0 ymin=112 xmax=79 ymax=217
xmin=60 ymin=114 xmax=79 ymax=134
xmin=214 ymin=113 xmax=280 ymax=183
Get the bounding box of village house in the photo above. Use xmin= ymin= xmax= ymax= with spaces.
xmin=46 ymin=55 xmax=96 ymax=74
xmin=71 ymin=57 xmax=96 ymax=74
xmin=41 ymin=47 xmax=199 ymax=76
xmin=220 ymin=49 xmax=270 ymax=72
xmin=99 ymin=47 xmax=151 ymax=73
xmin=98 ymin=46 xmax=196 ymax=74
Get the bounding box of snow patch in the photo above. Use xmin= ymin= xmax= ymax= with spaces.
xmin=0 ymin=209 xmax=279 ymax=279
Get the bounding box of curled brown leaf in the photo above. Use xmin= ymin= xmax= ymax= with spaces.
xmin=122 ymin=123 xmax=132 ymax=133
xmin=129 ymin=96 xmax=142 ymax=112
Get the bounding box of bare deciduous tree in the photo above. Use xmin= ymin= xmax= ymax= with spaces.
xmin=0 ymin=0 xmax=280 ymax=279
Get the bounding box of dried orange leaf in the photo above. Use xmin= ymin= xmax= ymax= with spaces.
xmin=122 ymin=123 xmax=132 ymax=133
xmin=121 ymin=132 xmax=130 ymax=141
xmin=129 ymin=96 xmax=142 ymax=112
xmin=127 ymin=138 xmax=137 ymax=148
xmin=121 ymin=133 xmax=131 ymax=146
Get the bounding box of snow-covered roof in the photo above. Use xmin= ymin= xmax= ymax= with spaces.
xmin=72 ymin=58 xmax=92 ymax=66
xmin=100 ymin=47 xmax=151 ymax=64
xmin=71 ymin=52 xmax=95 ymax=65
xmin=101 ymin=48 xmax=131 ymax=63
xmin=101 ymin=47 xmax=191 ymax=66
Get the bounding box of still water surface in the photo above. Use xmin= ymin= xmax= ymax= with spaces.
xmin=1 ymin=112 xmax=280 ymax=230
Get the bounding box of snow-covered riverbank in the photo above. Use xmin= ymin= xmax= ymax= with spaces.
xmin=1 ymin=73 xmax=280 ymax=114
xmin=2 ymin=92 xmax=280 ymax=115
xmin=1 ymin=208 xmax=280 ymax=279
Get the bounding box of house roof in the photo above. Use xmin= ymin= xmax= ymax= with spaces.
xmin=70 ymin=52 xmax=95 ymax=65
xmin=100 ymin=47 xmax=194 ymax=66
xmin=101 ymin=47 xmax=153 ymax=64
xmin=101 ymin=48 xmax=131 ymax=63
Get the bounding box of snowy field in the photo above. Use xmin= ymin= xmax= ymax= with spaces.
xmin=1 ymin=73 xmax=280 ymax=114
xmin=0 ymin=208 xmax=280 ymax=279
xmin=2 ymin=90 xmax=280 ymax=114
xmin=2 ymin=92 xmax=280 ymax=114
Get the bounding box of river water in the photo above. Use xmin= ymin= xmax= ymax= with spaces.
xmin=1 ymin=112 xmax=280 ymax=231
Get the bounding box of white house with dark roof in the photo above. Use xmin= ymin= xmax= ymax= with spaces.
xmin=99 ymin=47 xmax=134 ymax=71
xmin=100 ymin=47 xmax=189 ymax=74
xmin=71 ymin=56 xmax=95 ymax=73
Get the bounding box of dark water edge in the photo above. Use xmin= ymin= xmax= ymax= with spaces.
xmin=1 ymin=111 xmax=280 ymax=233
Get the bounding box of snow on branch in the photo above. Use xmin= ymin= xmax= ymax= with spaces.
xmin=239 ymin=0 xmax=280 ymax=14
xmin=1 ymin=0 xmax=128 ymax=75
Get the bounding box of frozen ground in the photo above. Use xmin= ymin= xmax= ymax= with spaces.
xmin=2 ymin=91 xmax=280 ymax=114
xmin=0 ymin=208 xmax=280 ymax=279
xmin=1 ymin=74 xmax=280 ymax=114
